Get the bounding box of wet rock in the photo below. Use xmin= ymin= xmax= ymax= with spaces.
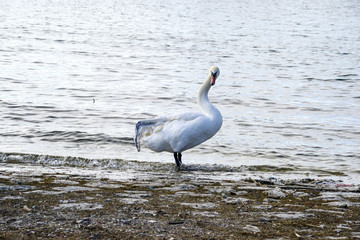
xmin=293 ymin=191 xmax=310 ymax=197
xmin=336 ymin=224 xmax=351 ymax=229
xmin=259 ymin=217 xmax=272 ymax=223
xmin=179 ymin=184 xmax=198 ymax=190
xmin=117 ymin=190 xmax=152 ymax=198
xmin=223 ymin=197 xmax=250 ymax=205
xmin=117 ymin=190 xmax=152 ymax=205
xmin=175 ymin=191 xmax=212 ymax=197
xmin=168 ymin=219 xmax=185 ymax=225
xmin=53 ymin=179 xmax=79 ymax=185
xmin=326 ymin=201 xmax=358 ymax=208
xmin=352 ymin=232 xmax=360 ymax=238
xmin=230 ymin=190 xmax=248 ymax=196
xmin=23 ymin=205 xmax=32 ymax=212
xmin=79 ymin=217 xmax=91 ymax=226
xmin=52 ymin=186 xmax=97 ymax=193
xmin=254 ymin=179 xmax=275 ymax=185
xmin=243 ymin=224 xmax=260 ymax=233
xmin=54 ymin=202 xmax=103 ymax=210
xmin=120 ymin=198 xmax=148 ymax=204
xmin=310 ymin=192 xmax=345 ymax=201
xmin=180 ymin=202 xmax=217 ymax=209
xmin=334 ymin=228 xmax=343 ymax=234
xmin=85 ymin=182 xmax=124 ymax=189
xmin=6 ymin=218 xmax=17 ymax=224
xmin=306 ymin=209 xmax=345 ymax=215
xmin=265 ymin=187 xmax=286 ymax=199
xmin=27 ymin=190 xmax=64 ymax=195
xmin=121 ymin=219 xmax=132 ymax=225
xmin=263 ymin=197 xmax=280 ymax=203
xmin=192 ymin=211 xmax=219 ymax=217
xmin=160 ymin=184 xmax=198 ymax=191
xmin=263 ymin=212 xmax=313 ymax=219
xmin=253 ymin=204 xmax=273 ymax=210
xmin=0 ymin=184 xmax=35 ymax=191
xmin=89 ymin=233 xmax=102 ymax=240
xmin=238 ymin=185 xmax=272 ymax=191
xmin=1 ymin=195 xmax=24 ymax=200
xmin=204 ymin=186 xmax=234 ymax=194
xmin=155 ymin=210 xmax=166 ymax=216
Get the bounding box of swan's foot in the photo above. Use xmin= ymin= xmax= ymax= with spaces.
xmin=173 ymin=152 xmax=182 ymax=168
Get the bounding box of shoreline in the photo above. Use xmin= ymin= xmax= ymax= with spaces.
xmin=1 ymin=163 xmax=360 ymax=239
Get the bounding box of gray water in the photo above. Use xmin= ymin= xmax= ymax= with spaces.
xmin=1 ymin=0 xmax=360 ymax=182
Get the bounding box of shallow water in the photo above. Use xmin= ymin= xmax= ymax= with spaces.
xmin=1 ymin=0 xmax=360 ymax=182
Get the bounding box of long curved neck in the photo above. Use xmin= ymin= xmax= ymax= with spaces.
xmin=197 ymin=74 xmax=220 ymax=118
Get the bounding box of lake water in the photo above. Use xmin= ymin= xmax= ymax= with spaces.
xmin=1 ymin=0 xmax=360 ymax=183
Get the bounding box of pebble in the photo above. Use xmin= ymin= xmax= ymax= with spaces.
xmin=24 ymin=205 xmax=32 ymax=212
xmin=223 ymin=197 xmax=249 ymax=205
xmin=80 ymin=217 xmax=91 ymax=225
xmin=180 ymin=202 xmax=217 ymax=209
xmin=265 ymin=188 xmax=286 ymax=199
xmin=259 ymin=217 xmax=272 ymax=223
xmin=121 ymin=219 xmax=132 ymax=225
xmin=293 ymin=191 xmax=310 ymax=197
xmin=243 ymin=224 xmax=260 ymax=233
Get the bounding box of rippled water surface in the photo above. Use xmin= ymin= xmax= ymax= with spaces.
xmin=1 ymin=0 xmax=360 ymax=182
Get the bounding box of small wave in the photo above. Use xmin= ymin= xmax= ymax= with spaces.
xmin=305 ymin=75 xmax=358 ymax=82
xmin=30 ymin=130 xmax=133 ymax=145
xmin=2 ymin=152 xmax=296 ymax=175
xmin=0 ymin=152 xmax=131 ymax=170
xmin=0 ymin=130 xmax=134 ymax=145
xmin=0 ymin=152 xmax=353 ymax=183
xmin=0 ymin=152 xmax=295 ymax=174
xmin=32 ymin=105 xmax=56 ymax=109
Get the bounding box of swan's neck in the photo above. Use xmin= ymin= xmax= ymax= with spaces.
xmin=197 ymin=75 xmax=221 ymax=119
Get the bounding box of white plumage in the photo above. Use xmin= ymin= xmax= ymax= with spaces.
xmin=135 ymin=66 xmax=222 ymax=167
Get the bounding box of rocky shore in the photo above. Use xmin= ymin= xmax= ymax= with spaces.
xmin=1 ymin=163 xmax=360 ymax=239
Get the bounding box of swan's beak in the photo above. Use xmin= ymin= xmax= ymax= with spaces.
xmin=211 ymin=72 xmax=216 ymax=86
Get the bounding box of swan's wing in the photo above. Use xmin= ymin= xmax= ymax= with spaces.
xmin=134 ymin=112 xmax=202 ymax=152
xmin=135 ymin=117 xmax=168 ymax=152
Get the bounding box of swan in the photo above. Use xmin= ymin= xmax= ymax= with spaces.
xmin=135 ymin=66 xmax=222 ymax=167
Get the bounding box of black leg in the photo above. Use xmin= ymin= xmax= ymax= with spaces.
xmin=177 ymin=153 xmax=182 ymax=165
xmin=174 ymin=152 xmax=182 ymax=168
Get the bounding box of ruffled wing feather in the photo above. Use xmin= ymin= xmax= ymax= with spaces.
xmin=134 ymin=112 xmax=202 ymax=152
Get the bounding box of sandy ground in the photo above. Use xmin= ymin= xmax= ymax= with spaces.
xmin=1 ymin=163 xmax=360 ymax=239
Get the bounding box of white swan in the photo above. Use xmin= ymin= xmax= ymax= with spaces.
xmin=135 ymin=66 xmax=222 ymax=167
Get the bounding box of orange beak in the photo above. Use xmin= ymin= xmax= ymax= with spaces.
xmin=211 ymin=72 xmax=216 ymax=85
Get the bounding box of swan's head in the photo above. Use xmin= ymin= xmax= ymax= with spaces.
xmin=210 ymin=66 xmax=220 ymax=86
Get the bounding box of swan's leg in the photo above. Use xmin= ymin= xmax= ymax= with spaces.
xmin=174 ymin=152 xmax=182 ymax=168
xmin=177 ymin=153 xmax=182 ymax=164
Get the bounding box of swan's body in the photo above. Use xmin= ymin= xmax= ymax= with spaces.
xmin=135 ymin=66 xmax=222 ymax=167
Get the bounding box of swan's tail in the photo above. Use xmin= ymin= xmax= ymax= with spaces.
xmin=135 ymin=120 xmax=162 ymax=152
xmin=134 ymin=121 xmax=144 ymax=152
